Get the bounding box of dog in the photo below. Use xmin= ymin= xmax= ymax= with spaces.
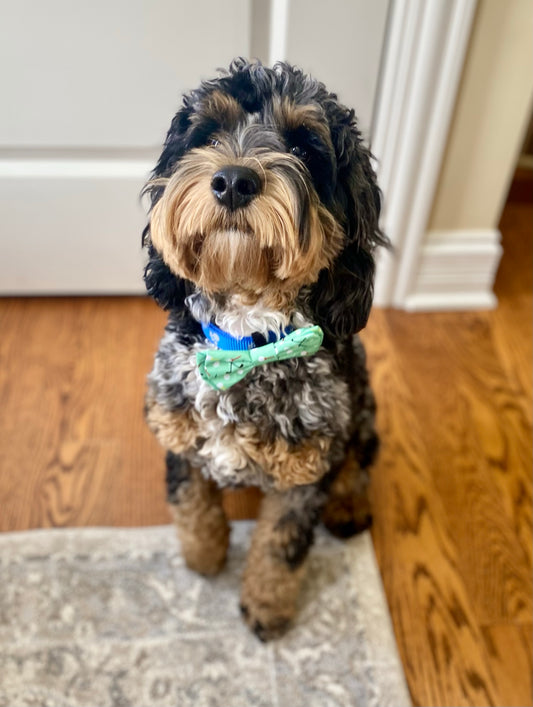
xmin=142 ymin=59 xmax=388 ymax=641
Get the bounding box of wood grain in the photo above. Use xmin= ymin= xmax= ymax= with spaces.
xmin=481 ymin=623 xmax=532 ymax=707
xmin=0 ymin=181 xmax=531 ymax=706
xmin=0 ymin=297 xmax=169 ymax=529
xmin=364 ymin=310 xmax=499 ymax=706
xmin=363 ymin=188 xmax=532 ymax=706
xmin=375 ymin=310 xmax=532 ymax=624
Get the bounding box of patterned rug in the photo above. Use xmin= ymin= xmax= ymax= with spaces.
xmin=0 ymin=523 xmax=411 ymax=707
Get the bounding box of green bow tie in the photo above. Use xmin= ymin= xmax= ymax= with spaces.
xmin=196 ymin=325 xmax=324 ymax=391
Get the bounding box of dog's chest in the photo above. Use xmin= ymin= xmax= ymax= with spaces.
xmin=148 ymin=329 xmax=351 ymax=487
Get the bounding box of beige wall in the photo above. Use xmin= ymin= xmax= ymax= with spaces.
xmin=429 ymin=0 xmax=533 ymax=231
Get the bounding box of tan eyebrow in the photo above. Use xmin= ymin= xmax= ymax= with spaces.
xmin=200 ymin=90 xmax=246 ymax=130
xmin=272 ymin=97 xmax=332 ymax=148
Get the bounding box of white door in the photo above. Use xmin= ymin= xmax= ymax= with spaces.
xmin=0 ymin=0 xmax=389 ymax=294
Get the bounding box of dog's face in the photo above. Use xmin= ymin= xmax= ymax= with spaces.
xmin=144 ymin=59 xmax=386 ymax=338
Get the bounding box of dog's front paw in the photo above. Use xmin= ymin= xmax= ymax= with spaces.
xmin=240 ymin=561 xmax=304 ymax=641
xmin=169 ymin=499 xmax=230 ymax=577
xmin=181 ymin=541 xmax=228 ymax=576
xmin=239 ymin=598 xmax=292 ymax=642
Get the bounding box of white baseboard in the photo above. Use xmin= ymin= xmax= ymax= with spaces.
xmin=401 ymin=228 xmax=503 ymax=311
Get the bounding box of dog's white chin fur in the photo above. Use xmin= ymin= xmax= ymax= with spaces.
xmin=186 ymin=292 xmax=312 ymax=339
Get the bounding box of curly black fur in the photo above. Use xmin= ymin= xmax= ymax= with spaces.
xmin=165 ymin=451 xmax=191 ymax=503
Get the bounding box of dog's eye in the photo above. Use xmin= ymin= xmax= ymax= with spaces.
xmin=290 ymin=145 xmax=308 ymax=161
xmin=207 ymin=137 xmax=220 ymax=148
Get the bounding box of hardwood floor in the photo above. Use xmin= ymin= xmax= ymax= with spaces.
xmin=0 ymin=181 xmax=531 ymax=706
xmin=364 ymin=183 xmax=532 ymax=706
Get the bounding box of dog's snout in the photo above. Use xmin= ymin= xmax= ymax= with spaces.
xmin=211 ymin=166 xmax=261 ymax=211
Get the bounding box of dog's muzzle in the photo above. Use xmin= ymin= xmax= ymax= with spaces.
xmin=211 ymin=165 xmax=261 ymax=211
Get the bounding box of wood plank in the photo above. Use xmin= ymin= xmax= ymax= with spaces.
xmin=362 ymin=186 xmax=532 ymax=705
xmin=222 ymin=487 xmax=263 ymax=520
xmin=481 ymin=622 xmax=533 ymax=707
xmin=375 ymin=309 xmax=532 ymax=624
xmin=0 ymin=297 xmax=169 ymax=529
xmin=363 ymin=310 xmax=499 ymax=707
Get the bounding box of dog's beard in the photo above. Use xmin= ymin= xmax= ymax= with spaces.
xmin=149 ymin=145 xmax=343 ymax=307
xmin=193 ymin=229 xmax=271 ymax=294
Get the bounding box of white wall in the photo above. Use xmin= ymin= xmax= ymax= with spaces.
xmin=0 ymin=0 xmax=251 ymax=150
xmin=280 ymin=0 xmax=389 ymax=138
xmin=0 ymin=0 xmax=388 ymax=294
xmin=0 ymin=0 xmax=251 ymax=294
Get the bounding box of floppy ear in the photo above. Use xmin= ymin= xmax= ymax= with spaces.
xmin=143 ymin=240 xmax=193 ymax=311
xmin=309 ymin=107 xmax=388 ymax=341
xmin=142 ymin=104 xmax=194 ymax=311
xmin=153 ymin=103 xmax=194 ymax=178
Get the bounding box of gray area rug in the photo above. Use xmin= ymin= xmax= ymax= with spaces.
xmin=0 ymin=523 xmax=411 ymax=707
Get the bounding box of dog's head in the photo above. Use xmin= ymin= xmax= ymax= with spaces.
xmin=143 ymin=59 xmax=387 ymax=340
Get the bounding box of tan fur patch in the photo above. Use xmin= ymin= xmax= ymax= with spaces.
xmin=240 ymin=492 xmax=306 ymax=639
xmin=169 ymin=466 xmax=230 ymax=576
xmin=199 ymin=90 xmax=245 ymax=129
xmin=233 ymin=424 xmax=332 ymax=490
xmin=144 ymin=396 xmax=199 ymax=453
xmin=272 ymin=97 xmax=333 ymax=150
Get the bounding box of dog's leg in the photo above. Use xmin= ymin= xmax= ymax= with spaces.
xmin=321 ymin=447 xmax=373 ymax=537
xmin=322 ymin=338 xmax=379 ymax=537
xmin=240 ymin=485 xmax=325 ymax=641
xmin=166 ymin=452 xmax=230 ymax=576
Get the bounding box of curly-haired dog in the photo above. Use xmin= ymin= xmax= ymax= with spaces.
xmin=143 ymin=59 xmax=388 ymax=641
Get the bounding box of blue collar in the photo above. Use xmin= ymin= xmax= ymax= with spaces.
xmin=201 ymin=321 xmax=294 ymax=351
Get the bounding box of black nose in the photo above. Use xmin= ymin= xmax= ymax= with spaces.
xmin=211 ymin=166 xmax=261 ymax=210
